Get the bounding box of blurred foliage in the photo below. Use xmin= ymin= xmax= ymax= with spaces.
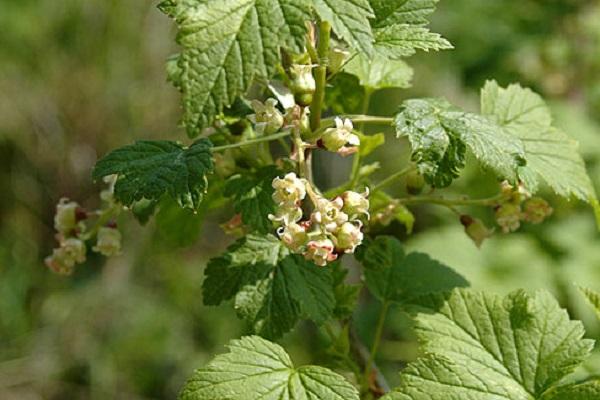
xmin=1 ymin=0 xmax=599 ymax=398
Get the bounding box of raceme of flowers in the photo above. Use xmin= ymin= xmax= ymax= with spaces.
xmin=269 ymin=173 xmax=369 ymax=267
xmin=45 ymin=177 xmax=122 ymax=275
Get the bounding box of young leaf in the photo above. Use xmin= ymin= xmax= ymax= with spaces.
xmin=345 ymin=54 xmax=413 ymax=90
xmin=369 ymin=0 xmax=452 ymax=59
xmin=179 ymin=336 xmax=360 ymax=400
xmin=395 ymin=98 xmax=525 ymax=187
xmin=383 ymin=289 xmax=594 ymax=399
xmin=159 ymin=0 xmax=311 ymax=136
xmin=481 ymin=80 xmax=598 ymax=205
xmin=92 ymin=139 xmax=214 ymax=210
xmin=203 ymin=235 xmax=336 ymax=338
xmin=357 ymin=236 xmax=468 ymax=303
xmin=313 ymin=0 xmax=375 ymax=56
xmin=578 ymin=286 xmax=600 ymax=321
xmin=224 ymin=166 xmax=280 ymax=234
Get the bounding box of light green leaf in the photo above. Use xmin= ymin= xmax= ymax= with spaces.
xmin=203 ymin=235 xmax=335 ymax=338
xmin=369 ymin=0 xmax=452 ymax=59
xmin=357 ymin=132 xmax=386 ymax=156
xmin=159 ymin=0 xmax=311 ymax=136
xmin=179 ymin=336 xmax=360 ymax=400
xmin=374 ymin=24 xmax=453 ymax=58
xmin=395 ymin=98 xmax=525 ymax=187
xmin=384 ymin=289 xmax=595 ymax=399
xmin=313 ymin=0 xmax=375 ymax=56
xmin=578 ymin=286 xmax=600 ymax=321
xmin=357 ymin=236 xmax=468 ymax=303
xmin=92 ymin=139 xmax=214 ymax=210
xmin=544 ymin=380 xmax=600 ymax=400
xmin=481 ymin=80 xmax=598 ymax=205
xmin=224 ymin=166 xmax=280 ymax=234
xmin=345 ymin=54 xmax=413 ymax=90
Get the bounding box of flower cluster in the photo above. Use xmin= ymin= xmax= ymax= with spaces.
xmin=494 ymin=181 xmax=553 ymax=233
xmin=269 ymin=173 xmax=369 ymax=266
xmin=45 ymin=177 xmax=123 ymax=275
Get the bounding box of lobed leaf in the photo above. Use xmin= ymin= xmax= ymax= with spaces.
xmin=481 ymin=80 xmax=598 ymax=205
xmin=159 ymin=0 xmax=312 ymax=136
xmin=179 ymin=336 xmax=360 ymax=400
xmin=578 ymin=286 xmax=600 ymax=321
xmin=92 ymin=139 xmax=214 ymax=210
xmin=357 ymin=236 xmax=469 ymax=303
xmin=384 ymin=289 xmax=595 ymax=399
xmin=345 ymin=54 xmax=413 ymax=90
xmin=203 ymin=235 xmax=336 ymax=339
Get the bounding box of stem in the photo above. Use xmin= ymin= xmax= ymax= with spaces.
xmin=349 ymin=89 xmax=374 ymax=189
xmin=211 ymin=131 xmax=291 ymax=152
xmin=364 ymin=301 xmax=390 ymax=387
xmin=399 ymin=193 xmax=505 ymax=207
xmin=293 ymin=129 xmax=308 ymax=179
xmin=372 ymin=166 xmax=415 ymax=192
xmin=310 ymin=21 xmax=331 ymax=131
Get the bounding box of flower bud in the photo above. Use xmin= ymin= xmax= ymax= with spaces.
xmin=406 ymin=171 xmax=425 ymax=195
xmin=335 ymin=222 xmax=364 ymax=253
xmin=312 ymin=197 xmax=349 ymax=233
xmin=278 ymin=223 xmax=308 ymax=252
xmin=522 ymin=197 xmax=553 ymax=224
xmin=495 ymin=203 xmax=522 ymax=233
xmin=100 ymin=175 xmax=117 ymax=203
xmin=341 ymin=190 xmax=370 ymax=218
xmin=322 ymin=118 xmax=360 ymax=153
xmin=272 ymin=173 xmax=306 ymax=205
xmin=54 ymin=198 xmax=84 ymax=235
xmin=289 ymin=64 xmax=316 ymax=107
xmin=93 ymin=226 xmax=122 ymax=257
xmin=248 ymin=98 xmax=284 ymax=135
xmin=304 ymin=239 xmax=338 ymax=267
xmin=460 ymin=215 xmax=494 ymax=248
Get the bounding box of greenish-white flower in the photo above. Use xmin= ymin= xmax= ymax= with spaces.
xmin=322 ymin=118 xmax=360 ymax=153
xmin=93 ymin=227 xmax=122 ymax=257
xmin=272 ymin=173 xmax=306 ymax=206
xmin=335 ymin=222 xmax=364 ymax=253
xmin=248 ymin=98 xmax=284 ymax=135
xmin=312 ymin=197 xmax=348 ymax=233
xmin=304 ymin=239 xmax=337 ymax=267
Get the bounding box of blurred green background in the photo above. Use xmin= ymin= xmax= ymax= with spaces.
xmin=1 ymin=1 xmax=599 ymax=398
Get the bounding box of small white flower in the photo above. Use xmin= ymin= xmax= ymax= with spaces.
xmin=278 ymin=222 xmax=308 ymax=252
xmin=304 ymin=239 xmax=338 ymax=267
xmin=54 ymin=198 xmax=82 ymax=235
xmin=341 ymin=189 xmax=370 ymax=218
xmin=312 ymin=197 xmax=348 ymax=233
xmin=272 ymin=173 xmax=306 ymax=205
xmin=248 ymin=98 xmax=284 ymax=135
xmin=93 ymin=227 xmax=122 ymax=257
xmin=269 ymin=204 xmax=303 ymax=226
xmin=335 ymin=222 xmax=364 ymax=254
xmin=45 ymin=238 xmax=87 ymax=275
xmin=322 ymin=118 xmax=360 ymax=153
xmin=289 ymin=64 xmax=316 ymax=94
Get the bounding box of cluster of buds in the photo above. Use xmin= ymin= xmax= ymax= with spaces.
xmin=269 ymin=173 xmax=369 ymax=266
xmin=494 ymin=181 xmax=553 ymax=233
xmin=45 ymin=177 xmax=123 ymax=275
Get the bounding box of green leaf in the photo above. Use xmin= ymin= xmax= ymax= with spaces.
xmin=331 ymin=262 xmax=361 ymax=319
xmin=179 ymin=335 xmax=360 ymax=400
xmin=357 ymin=236 xmax=468 ymax=303
xmin=481 ymin=80 xmax=598 ymax=205
xmin=345 ymin=54 xmax=413 ymax=90
xmin=370 ymin=0 xmax=439 ymax=28
xmin=313 ymin=0 xmax=375 ymax=56
xmin=159 ymin=0 xmax=311 ymax=136
xmin=224 ymin=166 xmax=279 ymax=234
xmin=369 ymin=0 xmax=452 ymax=59
xmin=383 ymin=289 xmax=595 ymax=399
xmin=374 ymin=24 xmax=453 ymax=58
xmin=544 ymin=380 xmax=600 ymax=400
xmin=92 ymin=139 xmax=214 ymax=210
xmin=578 ymin=286 xmax=600 ymax=321
xmin=357 ymin=132 xmax=385 ymax=157
xmin=395 ymin=98 xmax=525 ymax=187
xmin=203 ymin=235 xmax=335 ymax=338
